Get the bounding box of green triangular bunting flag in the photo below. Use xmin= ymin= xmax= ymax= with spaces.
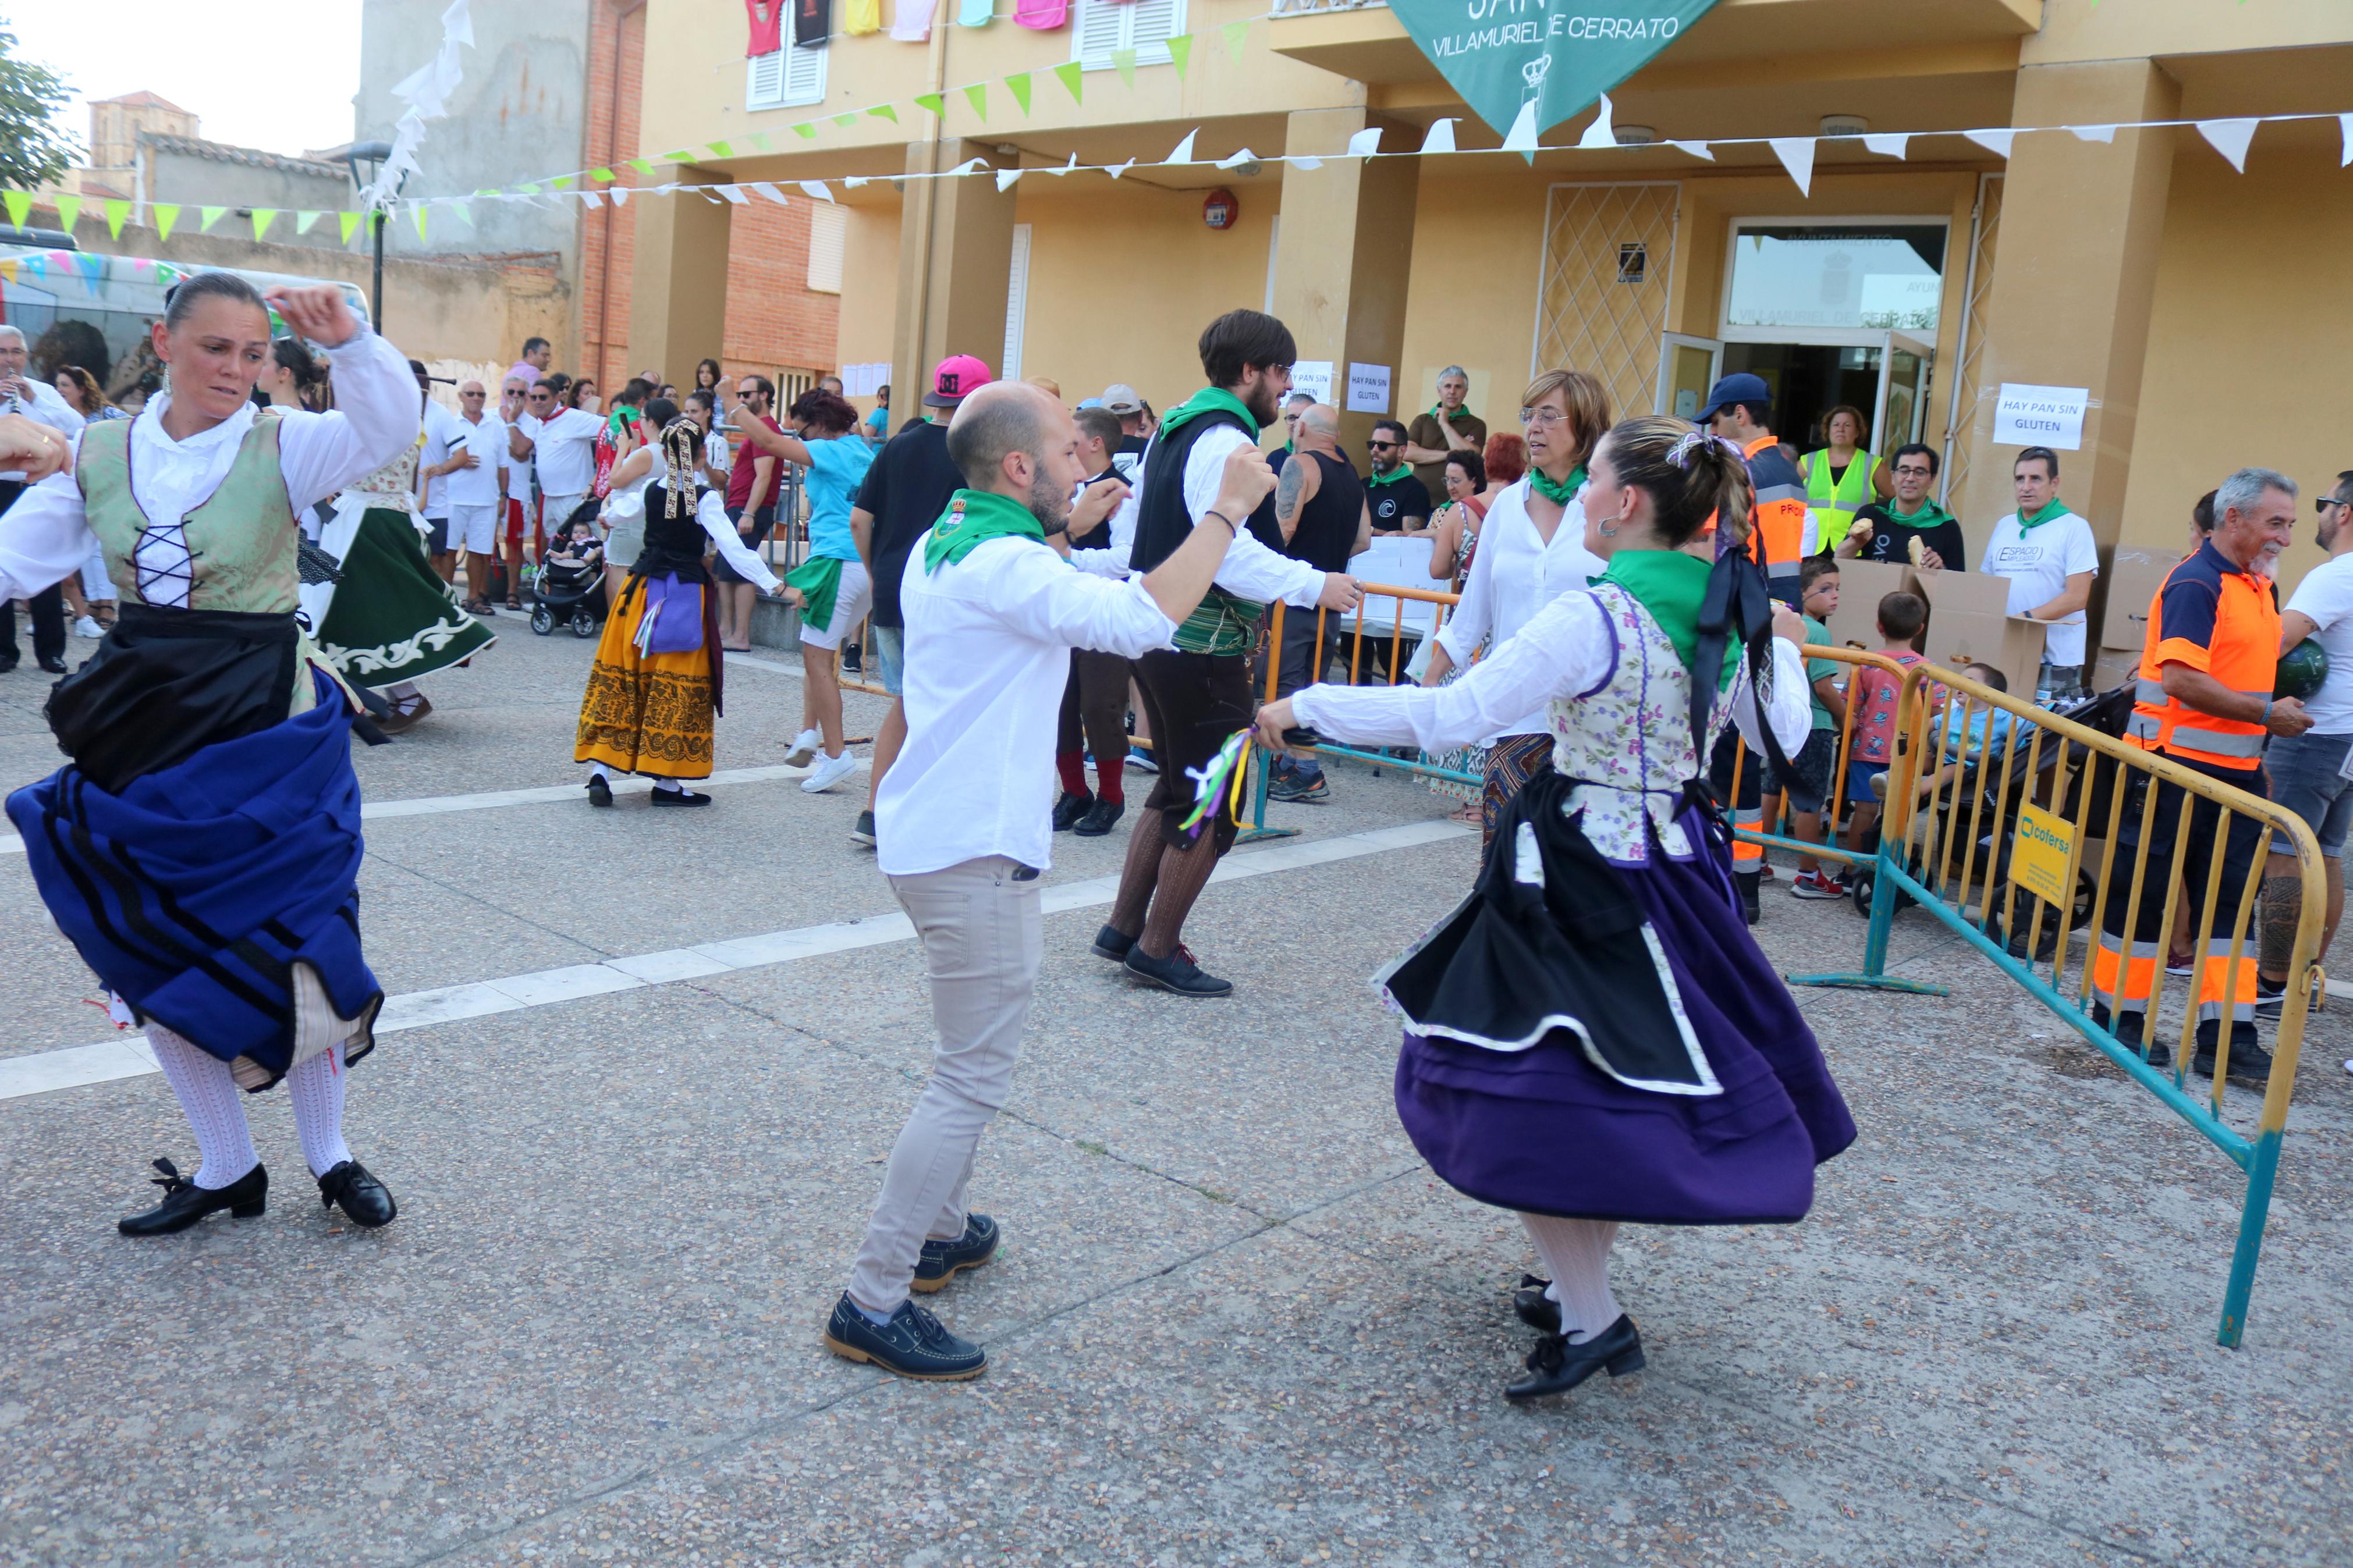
xmin=104 ymin=198 xmax=130 ymax=239
xmin=964 ymin=83 xmax=988 ymax=119
xmin=551 ymin=176 xmax=575 ymax=190
xmin=591 ymin=166 xmax=616 ymax=182
xmin=1166 ymin=35 xmax=1192 ymax=78
xmin=868 ymin=104 xmax=899 ymax=123
xmin=339 ymin=210 xmax=363 ymax=244
xmin=706 ymin=141 xmax=733 ymax=158
xmin=1 ymin=191 xmax=28 ymax=228
xmin=627 ymin=158 xmax=656 ymax=174
xmin=250 ymin=208 xmax=277 ymax=240
xmin=411 ymin=205 xmax=428 ymax=240
xmin=154 ymin=203 xmax=180 ymax=241
xmin=52 ymin=194 xmax=78 ymax=230
xmin=1053 ymin=61 xmax=1083 ymax=105
xmin=662 ymin=149 xmax=693 ymax=161
xmin=915 ymin=91 xmax=945 ymax=118
xmin=792 ymin=122 xmax=817 ymax=140
xmin=833 ymin=112 xmax=858 ymax=129
xmin=200 ymin=205 xmax=228 ymax=233
xmin=751 ymin=132 xmax=773 ymax=150
xmin=1110 ymin=48 xmax=1138 ymax=90
xmin=1006 ymin=72 xmax=1032 ymax=114
xmin=296 ymin=209 xmax=323 ymax=234
xmin=1221 ymin=19 xmax=1250 ymax=60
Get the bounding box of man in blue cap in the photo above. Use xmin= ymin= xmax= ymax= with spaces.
xmin=1697 ymin=372 xmax=1810 ymax=609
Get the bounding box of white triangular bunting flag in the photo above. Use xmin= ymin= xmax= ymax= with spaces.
xmin=1216 ymin=147 xmax=1257 ymax=170
xmin=844 ymin=176 xmax=869 ymax=189
xmin=1346 ymin=126 xmax=1382 ymax=158
xmin=1964 ymin=127 xmax=2015 ymax=158
xmin=580 ymin=190 xmax=601 ymax=208
xmin=718 ymin=185 xmax=749 ymax=204
xmin=1290 ymin=155 xmax=1323 ymax=171
xmin=2341 ymin=113 xmax=2353 ymax=168
xmin=1502 ymin=101 xmax=1540 ymax=158
xmin=1164 ymin=130 xmax=1197 ymax=165
xmin=798 ymin=180 xmax=834 ymax=201
xmin=1768 ymin=137 xmax=1816 ymax=196
xmin=1575 ymin=93 xmax=1616 ymax=151
xmin=2196 ymin=117 xmax=2258 ymax=173
xmin=995 ymin=167 xmax=1022 ymax=191
xmin=1421 ymin=118 xmax=1457 ymax=156
xmin=1666 ymin=140 xmax=1714 ymax=162
xmin=1108 ymin=159 xmax=1134 ymax=180
xmin=1049 ymin=153 xmax=1077 ymax=176
xmin=946 ymin=158 xmax=988 ymax=177
xmin=2070 ymin=123 xmax=2116 ymax=144
xmin=611 ymin=186 xmax=629 ymax=207
xmin=751 ymin=182 xmax=788 ymax=204
xmin=1861 ymin=133 xmax=1909 ymax=159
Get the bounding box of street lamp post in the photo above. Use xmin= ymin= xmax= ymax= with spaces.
xmin=340 ymin=140 xmax=400 ymax=332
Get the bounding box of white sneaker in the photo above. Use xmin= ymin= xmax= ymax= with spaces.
xmin=801 ymin=749 xmax=858 ymax=794
xmin=783 ymin=727 xmax=821 ymax=767
xmin=73 ymin=616 xmax=103 ymax=639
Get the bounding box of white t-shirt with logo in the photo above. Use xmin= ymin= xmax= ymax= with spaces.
xmin=2285 ymin=553 xmax=2353 ymax=735
xmin=1978 ymin=509 xmax=2100 ymax=666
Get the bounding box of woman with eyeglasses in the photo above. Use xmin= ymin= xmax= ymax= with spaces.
xmin=1418 ymin=369 xmax=1613 ymax=843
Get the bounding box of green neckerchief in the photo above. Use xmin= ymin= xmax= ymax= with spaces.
xmin=1528 ymin=464 xmax=1587 ymax=506
xmin=785 ymin=555 xmax=844 ymax=634
xmin=1158 ymin=386 xmax=1261 ymax=438
xmin=1425 ymin=403 xmax=1473 ymax=422
xmin=2016 ymin=496 xmax=2071 ymax=531
xmin=1367 ymin=463 xmax=1417 ymax=489
xmin=1596 ymin=548 xmax=1737 ymax=692
xmin=1883 ymin=495 xmax=1954 ymax=529
xmin=922 ymin=488 xmax=1046 ymax=573
xmin=1283 ymin=439 xmax=1294 ymax=454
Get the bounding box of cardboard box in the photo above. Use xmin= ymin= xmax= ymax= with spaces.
xmin=1820 ymin=559 xmax=1922 ymax=652
xmin=2102 ymin=546 xmax=2184 ymax=651
xmin=1914 ymin=566 xmax=2048 ymax=695
xmin=2090 ymin=649 xmax=2142 ymax=697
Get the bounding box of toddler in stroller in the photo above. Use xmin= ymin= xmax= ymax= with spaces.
xmin=531 ymin=505 xmax=611 ymax=637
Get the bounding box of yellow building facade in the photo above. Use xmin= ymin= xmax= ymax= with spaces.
xmin=624 ymin=0 xmax=2353 ymax=628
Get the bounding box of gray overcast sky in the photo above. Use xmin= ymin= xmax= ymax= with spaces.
xmin=6 ymin=1 xmax=363 ymax=159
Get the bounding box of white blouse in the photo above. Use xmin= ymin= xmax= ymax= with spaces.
xmin=0 ymin=328 xmax=420 ymax=609
xmin=602 ymin=482 xmax=782 ymax=593
xmin=1432 ymin=478 xmax=1602 ymax=742
xmin=1293 ymin=587 xmax=1813 ymax=763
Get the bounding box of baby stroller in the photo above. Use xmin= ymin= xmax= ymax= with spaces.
xmin=530 ymin=502 xmax=609 ymax=638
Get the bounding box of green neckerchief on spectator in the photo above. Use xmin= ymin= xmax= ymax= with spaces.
xmin=1528 ymin=464 xmax=1587 ymax=506
xmin=1425 ymin=403 xmax=1474 ymax=422
xmin=1367 ymin=464 xmax=1417 ymax=489
xmin=1883 ymin=495 xmax=1955 ymax=529
xmin=1596 ymin=548 xmax=1737 ymax=692
xmin=922 ymin=488 xmax=1046 ymax=573
xmin=2016 ymin=497 xmax=2071 ymax=530
xmin=1158 ymin=386 xmax=1261 ymax=438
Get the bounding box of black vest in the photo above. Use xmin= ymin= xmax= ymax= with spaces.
xmin=1128 ymin=406 xmax=1284 ymax=579
xmin=631 ymin=483 xmax=714 ymax=584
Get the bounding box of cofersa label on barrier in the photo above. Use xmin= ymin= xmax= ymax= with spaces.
xmin=2011 ymin=803 xmax=2079 ymax=907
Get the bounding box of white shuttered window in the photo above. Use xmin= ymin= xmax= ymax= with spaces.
xmin=1073 ymin=0 xmax=1186 ymax=70
xmin=807 ymin=201 xmax=847 ymax=294
xmin=1002 ymin=224 xmax=1032 ymax=381
xmin=747 ymin=14 xmax=826 ymax=111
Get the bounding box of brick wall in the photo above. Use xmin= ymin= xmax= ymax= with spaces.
xmin=580 ymin=1 xmax=839 ymax=393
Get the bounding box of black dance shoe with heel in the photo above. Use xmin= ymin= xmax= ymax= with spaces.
xmin=317 ymin=1160 xmax=398 ymax=1228
xmin=118 ymin=1158 xmax=268 ymax=1236
xmin=1514 ymin=1273 xmax=1561 ymax=1333
xmin=1504 ymin=1314 xmax=1645 ymax=1402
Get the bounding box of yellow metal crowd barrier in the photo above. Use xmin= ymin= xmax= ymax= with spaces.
xmin=1743 ymin=660 xmax=2323 ymax=1347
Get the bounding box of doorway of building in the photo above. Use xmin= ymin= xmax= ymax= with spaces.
xmin=1720 ymin=337 xmax=1933 ymax=451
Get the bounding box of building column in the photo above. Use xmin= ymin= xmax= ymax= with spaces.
xmin=893 ymin=138 xmax=1018 ymax=413
xmin=1268 ymin=108 xmax=1419 ymax=452
xmin=1959 ymin=61 xmax=2180 ymax=638
xmin=625 ymin=163 xmax=733 ymax=383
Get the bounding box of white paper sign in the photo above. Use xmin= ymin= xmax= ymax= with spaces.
xmin=1346 ymin=362 xmax=1392 ymax=415
xmin=1993 ymin=383 xmax=2089 ymax=451
xmin=1290 ymin=360 xmax=1334 ymax=404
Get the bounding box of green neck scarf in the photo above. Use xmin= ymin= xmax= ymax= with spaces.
xmin=1598 ymin=548 xmax=1737 ymax=692
xmin=1529 ymin=464 xmax=1587 ymax=506
xmin=922 ymin=488 xmax=1046 ymax=573
xmin=1426 ymin=403 xmax=1470 ymax=422
xmin=1158 ymin=386 xmax=1262 ymax=438
xmin=1367 ymin=463 xmax=1416 ymax=488
xmin=1886 ymin=495 xmax=1954 ymax=528
xmin=2017 ymin=496 xmax=2071 ymax=530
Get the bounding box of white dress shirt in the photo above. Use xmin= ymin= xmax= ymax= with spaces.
xmin=443 ymin=410 xmax=507 ymax=508
xmin=0 ymin=329 xmax=420 ymax=607
xmin=1433 ymin=478 xmax=1602 ymax=743
xmin=1294 ymin=589 xmax=1813 ymax=765
xmin=516 ymin=406 xmax=602 ymax=498
xmin=878 ymin=535 xmax=1181 ymax=877
xmin=0 ymin=377 xmax=85 ymax=482
xmin=1095 ymin=424 xmax=1326 ymax=607
xmin=418 ymin=400 xmax=466 ymax=515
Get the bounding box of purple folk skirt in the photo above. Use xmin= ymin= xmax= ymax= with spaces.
xmin=1393 ymin=805 xmax=1855 ymax=1226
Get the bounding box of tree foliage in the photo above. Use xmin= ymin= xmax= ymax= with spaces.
xmin=0 ymin=29 xmax=77 ymax=190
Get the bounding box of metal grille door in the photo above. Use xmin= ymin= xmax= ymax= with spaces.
xmin=1534 ymin=183 xmax=1681 ymax=419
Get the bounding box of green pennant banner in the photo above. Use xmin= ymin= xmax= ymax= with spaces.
xmin=154 ymin=203 xmax=180 ymax=241
xmin=296 ymin=209 xmax=323 ymax=234
xmin=1385 ymin=0 xmax=1718 ymax=140
xmin=1053 ymin=61 xmax=1083 ymax=105
xmin=627 ymin=158 xmax=656 ymax=174
xmin=105 ymin=198 xmax=130 ymax=238
xmin=52 ymin=194 xmax=78 ymax=230
xmin=915 ymin=91 xmax=945 ymax=118
xmin=706 ymin=141 xmax=734 ymax=158
xmin=200 ymin=205 xmax=228 ymax=232
xmin=832 ymin=112 xmax=858 ymax=128
xmin=1005 ymin=72 xmax=1032 ymax=114
xmin=1 ymin=190 xmax=28 ymax=227
xmin=591 ymin=166 xmax=616 ymax=182
xmin=1166 ymin=35 xmax=1192 ymax=79
xmin=551 ymin=175 xmax=575 ymax=189
xmin=411 ymin=205 xmax=429 ymax=240
xmin=792 ymin=122 xmax=817 ymax=140
xmin=1219 ymin=19 xmax=1250 ymax=61
xmin=250 ymin=208 xmax=276 ymax=240
xmin=868 ymin=104 xmax=899 ymax=123
xmin=964 ymin=83 xmax=988 ymax=120
xmin=1110 ymin=48 xmax=1138 ymax=90
xmin=340 ymin=210 xmax=364 ymax=244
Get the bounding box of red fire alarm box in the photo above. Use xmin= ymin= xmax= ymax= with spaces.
xmin=1202 ymin=188 xmax=1238 ymax=230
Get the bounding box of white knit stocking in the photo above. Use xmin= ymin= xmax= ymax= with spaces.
xmin=1520 ymin=1214 xmax=1624 ymax=1342
xmin=145 ymin=1024 xmax=259 ymax=1189
xmin=285 ymin=1043 xmax=353 ymax=1177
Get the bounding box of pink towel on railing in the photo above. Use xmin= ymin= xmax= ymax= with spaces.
xmin=890 ymin=0 xmax=936 ymax=39
xmin=1014 ymin=0 xmax=1066 ymax=26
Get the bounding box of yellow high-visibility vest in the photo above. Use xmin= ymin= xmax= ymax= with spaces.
xmin=1802 ymin=448 xmax=1878 ymax=552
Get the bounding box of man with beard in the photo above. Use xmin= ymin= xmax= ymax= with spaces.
xmin=823 ymin=381 xmax=1275 ymax=1380
xmin=1096 ymin=310 xmax=1362 ymax=998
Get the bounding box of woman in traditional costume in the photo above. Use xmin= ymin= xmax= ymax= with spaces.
xmin=1257 ymin=416 xmax=1856 ymax=1400
xmin=0 ymin=273 xmax=420 ymax=1236
xmin=307 ymin=362 xmax=493 ymax=733
xmin=576 ymin=417 xmax=783 ymax=808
